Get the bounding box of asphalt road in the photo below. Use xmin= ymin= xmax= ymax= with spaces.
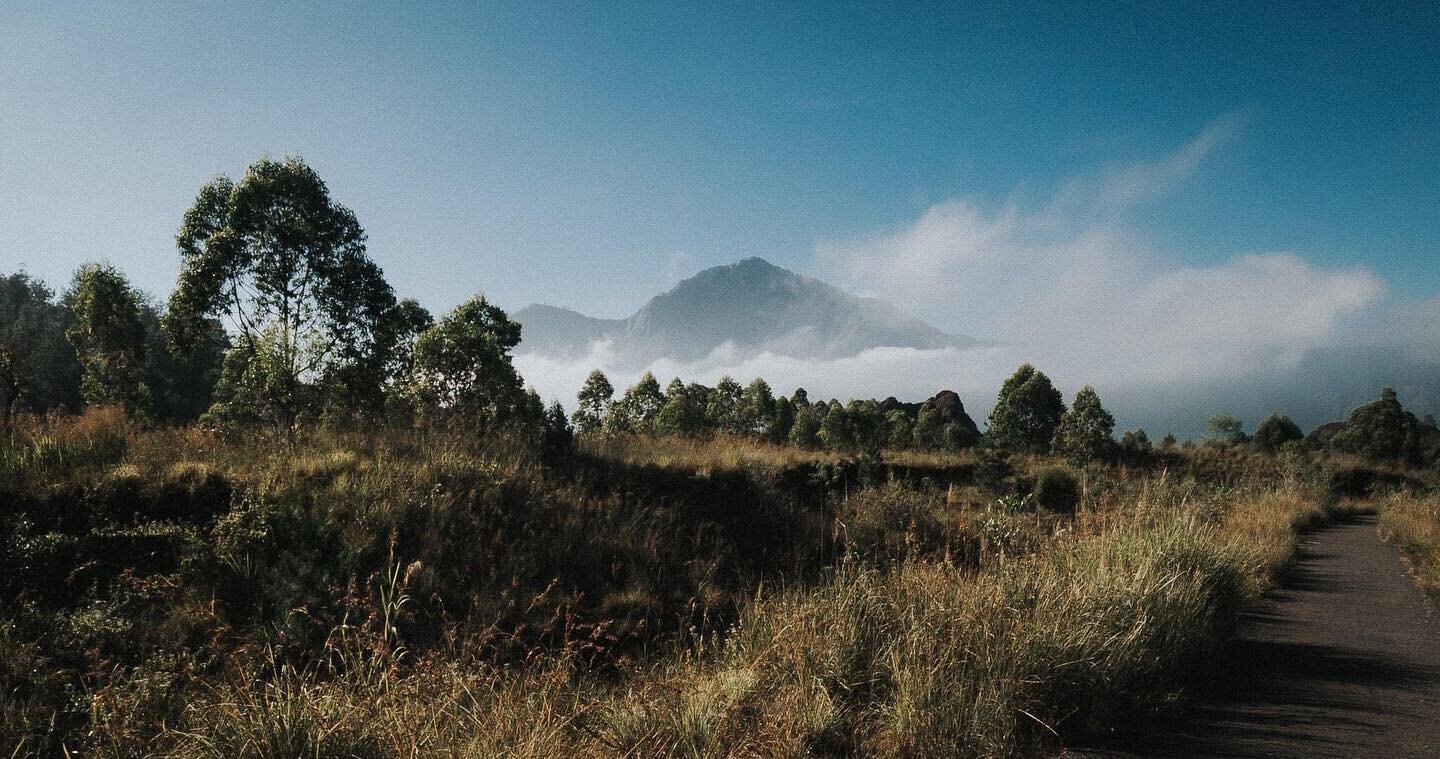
xmin=1067 ymin=514 xmax=1440 ymax=758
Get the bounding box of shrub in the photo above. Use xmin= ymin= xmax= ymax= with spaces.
xmin=1034 ymin=466 xmax=1080 ymax=513
xmin=1253 ymin=413 xmax=1304 ymax=454
xmin=973 ymin=447 xmax=1015 ymax=494
xmin=837 ymin=484 xmax=948 ymax=563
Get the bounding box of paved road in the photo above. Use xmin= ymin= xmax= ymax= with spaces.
xmin=1068 ymin=514 xmax=1440 ymax=758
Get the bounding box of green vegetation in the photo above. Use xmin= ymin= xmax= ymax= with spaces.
xmin=985 ymin=364 xmax=1065 ymax=454
xmin=4 ymin=156 xmax=1440 ymax=756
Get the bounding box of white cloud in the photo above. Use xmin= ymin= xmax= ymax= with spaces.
xmin=812 ymin=117 xmax=1386 ymax=389
xmin=517 ymin=339 xmax=1016 ymax=417
xmin=516 ymin=116 xmax=1417 ymax=433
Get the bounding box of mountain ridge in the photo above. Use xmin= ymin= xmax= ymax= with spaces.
xmin=514 ymin=257 xmax=981 ymax=366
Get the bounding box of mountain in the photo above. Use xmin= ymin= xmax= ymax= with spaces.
xmin=508 ymin=304 xmax=623 ymax=358
xmin=514 ymin=257 xmax=981 ymax=365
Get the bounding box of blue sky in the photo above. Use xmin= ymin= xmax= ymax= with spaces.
xmin=3 ymin=1 xmax=1437 ymax=322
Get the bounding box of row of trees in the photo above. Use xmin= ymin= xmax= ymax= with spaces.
xmin=574 ymin=362 xmax=1133 ymax=463
xmin=2 ymin=157 xmax=557 ymax=441
xmin=572 ymin=370 xmax=985 ymax=452
xmin=576 ymin=362 xmax=1440 ymax=469
xmin=0 ymin=268 xmax=226 ymax=424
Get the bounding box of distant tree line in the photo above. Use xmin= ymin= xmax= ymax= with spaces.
xmin=2 ymin=155 xmax=1437 ymax=470
xmin=578 ymin=362 xmax=1440 ymax=469
xmin=571 ymin=369 xmax=984 ymax=453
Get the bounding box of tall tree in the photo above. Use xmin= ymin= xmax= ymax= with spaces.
xmin=1052 ymin=385 xmax=1115 ymax=464
xmin=788 ymin=403 xmax=822 ymax=448
xmin=64 ymin=264 xmax=152 ymax=417
xmin=740 ymin=377 xmax=776 ymax=436
xmin=770 ymin=396 xmax=796 ymax=444
xmin=1330 ymin=388 xmax=1415 ymax=461
xmin=986 ymin=364 xmax=1065 ymax=453
xmin=886 ymin=408 xmax=914 ymax=449
xmin=607 ymin=372 xmax=665 ymax=433
xmin=707 ymin=376 xmax=744 ymax=433
xmin=323 ymin=297 xmax=433 ymax=420
xmin=407 ymin=294 xmax=528 ymax=427
xmin=572 ymin=369 xmax=614 ymax=434
xmin=0 ymin=271 xmax=81 ymax=413
xmin=140 ymin=302 xmax=227 ymax=422
xmin=819 ymin=400 xmax=855 ymax=450
xmin=165 ymin=156 xmax=396 ymax=431
xmin=656 ymin=378 xmax=708 ymax=437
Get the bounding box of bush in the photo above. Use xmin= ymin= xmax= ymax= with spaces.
xmin=973 ymin=447 xmax=1015 ymax=494
xmin=837 ymin=484 xmax=949 ymax=563
xmin=1253 ymin=413 xmax=1304 ymax=454
xmin=1034 ymin=466 xmax=1080 ymax=513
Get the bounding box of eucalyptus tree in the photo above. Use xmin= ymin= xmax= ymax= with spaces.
xmin=707 ymin=376 xmax=745 ymax=433
xmin=64 ymin=264 xmax=152 ymax=417
xmin=656 ymin=378 xmax=708 ymax=437
xmin=0 ymin=271 xmax=81 ymax=413
xmin=1052 ymin=385 xmax=1115 ymax=464
xmin=165 ymin=156 xmax=396 ymax=432
xmin=607 ymin=372 xmax=665 ymax=434
xmin=788 ymin=403 xmax=822 ymax=448
xmin=986 ymin=364 xmax=1066 ymax=453
xmin=740 ymin=377 xmax=776 ymax=436
xmin=572 ymin=369 xmax=614 ymax=434
xmin=407 ymin=294 xmax=528 ymax=428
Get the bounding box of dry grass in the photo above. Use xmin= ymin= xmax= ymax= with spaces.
xmin=0 ymin=410 xmax=1379 ymax=757
xmin=585 ymin=432 xmax=845 ymax=474
xmin=1378 ymin=491 xmax=1440 ymax=597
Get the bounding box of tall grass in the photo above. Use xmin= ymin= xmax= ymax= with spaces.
xmin=588 ymin=480 xmax=1332 ymax=757
xmin=132 ymin=477 xmax=1340 ymax=758
xmin=1 ymin=413 xmax=1366 ymax=757
xmin=0 ymin=405 xmax=129 ymax=486
xmin=1378 ymin=491 xmax=1440 ymax=597
xmin=586 ymin=432 xmax=845 ymax=475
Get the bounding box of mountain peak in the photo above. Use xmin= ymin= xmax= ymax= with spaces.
xmin=514 ymin=258 xmax=980 ymax=365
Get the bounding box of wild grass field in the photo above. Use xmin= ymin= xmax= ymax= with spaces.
xmin=2 ymin=407 xmax=1417 ymax=758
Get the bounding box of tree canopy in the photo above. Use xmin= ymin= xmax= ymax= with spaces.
xmin=986 ymin=364 xmax=1066 ymax=453
xmin=1253 ymin=413 xmax=1304 ymax=453
xmin=573 ymin=369 xmax=614 ymax=434
xmin=166 ymin=156 xmax=396 ymax=431
xmin=0 ymin=272 xmax=81 ymax=414
xmin=407 ymin=294 xmax=528 ymax=427
xmin=1330 ymin=388 xmax=1416 ymax=461
xmin=64 ymin=264 xmax=152 ymax=417
xmin=1052 ymin=385 xmax=1115 ymax=464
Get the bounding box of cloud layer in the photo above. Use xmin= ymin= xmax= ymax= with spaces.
xmin=813 ymin=118 xmax=1386 ymax=389
xmin=516 ymin=117 xmax=1429 ymax=436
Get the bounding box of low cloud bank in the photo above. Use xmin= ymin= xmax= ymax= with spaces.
xmin=516 ymin=116 xmax=1436 ymax=438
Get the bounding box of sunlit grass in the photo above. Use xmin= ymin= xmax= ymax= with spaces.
xmin=0 ymin=410 xmax=1395 ymax=757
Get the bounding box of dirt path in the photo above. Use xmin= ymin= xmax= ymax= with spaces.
xmin=1069 ymin=514 xmax=1440 ymax=758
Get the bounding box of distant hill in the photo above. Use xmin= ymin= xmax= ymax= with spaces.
xmin=514 ymin=257 xmax=980 ymax=365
